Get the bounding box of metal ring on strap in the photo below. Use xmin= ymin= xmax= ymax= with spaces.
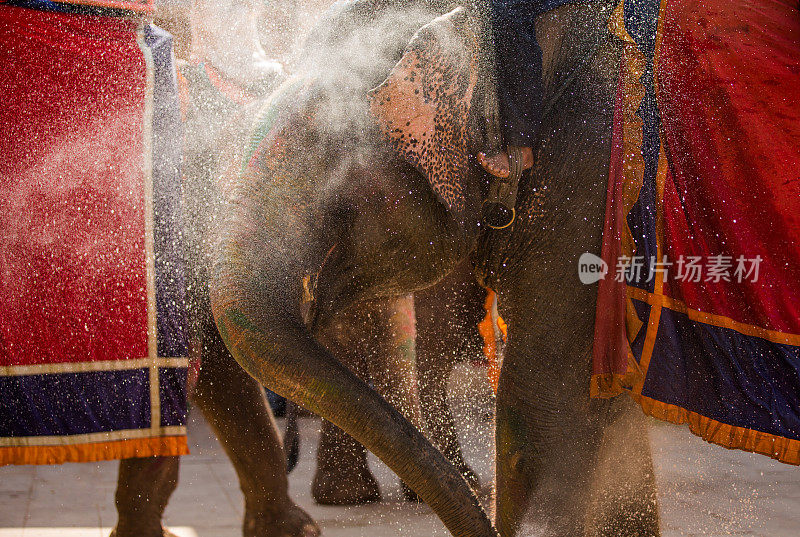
xmin=482 ymin=146 xmax=524 ymax=230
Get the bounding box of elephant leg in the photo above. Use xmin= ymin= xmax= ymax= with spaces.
xmin=312 ymin=309 xmax=381 ymax=505
xmin=313 ymin=295 xmax=423 ymax=504
xmin=494 ymin=277 xmax=659 ymax=536
xmin=417 ymin=351 xmax=480 ymax=492
xmin=191 ymin=320 xmax=319 ymax=537
xmin=493 ymin=269 xmax=611 ymax=536
xmin=312 ymin=418 xmax=381 ymax=505
xmin=361 ymin=294 xmax=426 ymax=502
xmin=113 ymin=456 xmax=179 ymax=537
xmin=495 ymin=384 xmax=659 ymax=537
xmin=494 ymin=347 xmax=606 ymax=537
xmin=415 ymin=261 xmax=485 ymax=492
xmin=361 ymin=295 xmax=421 ymax=423
xmin=588 ymin=398 xmax=660 ymax=537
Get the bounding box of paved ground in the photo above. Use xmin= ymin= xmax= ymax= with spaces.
xmin=1 ymin=364 xmax=798 ymax=537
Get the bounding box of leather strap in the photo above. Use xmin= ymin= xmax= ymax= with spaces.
xmin=482 ymin=146 xmax=524 ymax=230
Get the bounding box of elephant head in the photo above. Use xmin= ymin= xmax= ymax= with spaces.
xmin=210 ymin=1 xmax=642 ymax=536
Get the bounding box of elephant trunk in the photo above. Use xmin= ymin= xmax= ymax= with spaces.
xmin=210 ymin=228 xmax=498 ymax=537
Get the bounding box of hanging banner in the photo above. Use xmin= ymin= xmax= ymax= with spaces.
xmin=593 ymin=0 xmax=800 ymax=465
xmin=0 ymin=5 xmax=188 ymax=465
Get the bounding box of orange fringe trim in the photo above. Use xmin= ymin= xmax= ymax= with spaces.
xmin=590 ymin=376 xmax=800 ymax=466
xmin=0 ymin=436 xmax=189 ymax=466
xmin=590 ymin=346 xmax=644 ymax=398
xmin=633 ymin=393 xmax=800 ymax=465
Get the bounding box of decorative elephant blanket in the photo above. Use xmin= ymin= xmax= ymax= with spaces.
xmin=593 ymin=0 xmax=800 ymax=465
xmin=0 ymin=5 xmax=189 ymax=465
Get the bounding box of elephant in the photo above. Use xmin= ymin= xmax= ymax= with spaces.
xmin=170 ymin=0 xmax=489 ymax=513
xmin=209 ymin=0 xmax=661 ymax=536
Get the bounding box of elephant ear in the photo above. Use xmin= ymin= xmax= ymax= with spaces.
xmin=368 ymin=8 xmax=481 ymax=221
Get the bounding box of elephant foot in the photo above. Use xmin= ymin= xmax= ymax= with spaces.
xmin=312 ymin=466 xmax=381 ymax=505
xmin=244 ymin=503 xmax=320 ymax=537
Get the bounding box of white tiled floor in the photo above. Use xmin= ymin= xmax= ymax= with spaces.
xmin=1 ymin=365 xmax=798 ymax=536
